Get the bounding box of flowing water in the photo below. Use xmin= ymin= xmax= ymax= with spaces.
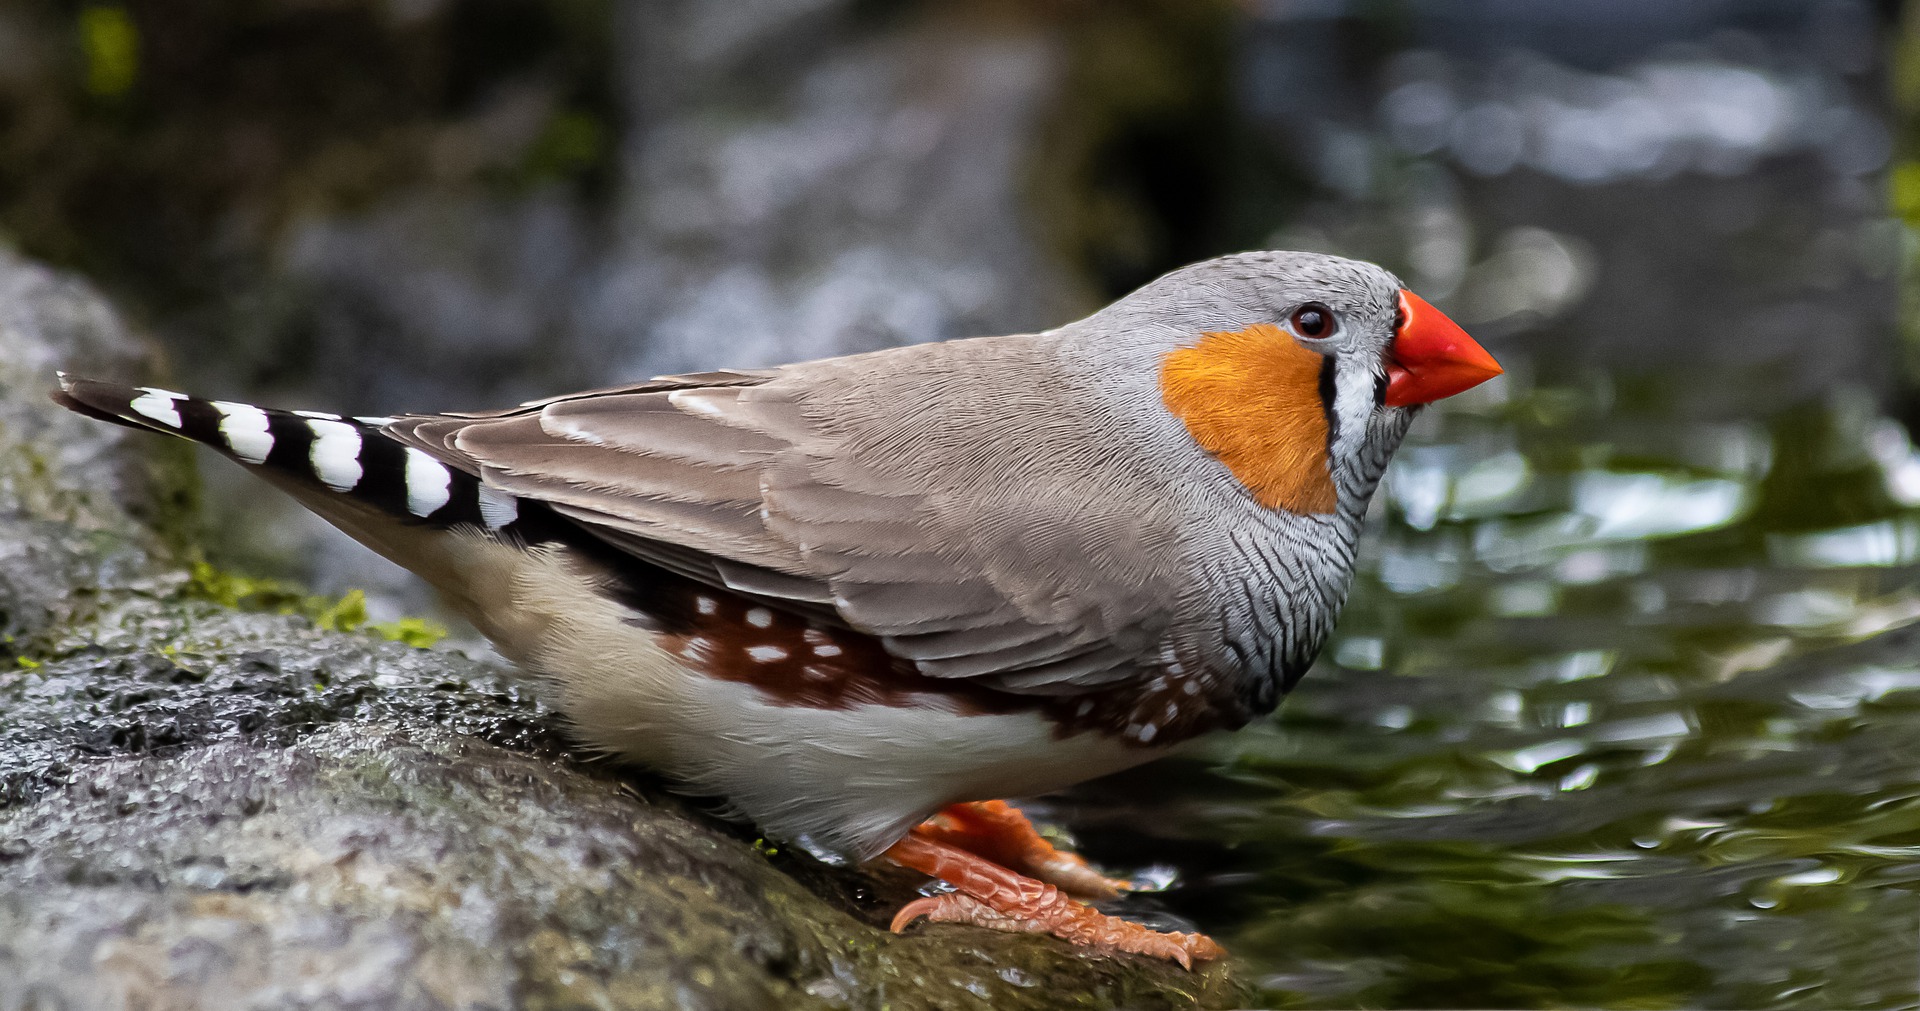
xmin=1043 ymin=6 xmax=1920 ymax=1005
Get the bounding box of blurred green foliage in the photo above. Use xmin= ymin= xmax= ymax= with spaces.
xmin=0 ymin=0 xmax=617 ymax=315
xmin=1025 ymin=0 xmax=1255 ymax=297
xmin=76 ymin=5 xmax=137 ymax=99
xmin=187 ymin=561 xmax=446 ymax=648
xmin=1888 ymin=4 xmax=1920 ymax=389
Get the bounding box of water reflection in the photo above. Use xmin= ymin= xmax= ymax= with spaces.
xmin=1248 ymin=0 xmax=1896 ymax=415
xmin=1380 ymin=52 xmax=1888 ymax=184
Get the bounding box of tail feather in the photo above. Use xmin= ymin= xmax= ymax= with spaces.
xmin=54 ymin=374 xmax=522 ymax=533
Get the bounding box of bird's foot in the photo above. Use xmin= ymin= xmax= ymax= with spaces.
xmin=883 ymin=831 xmax=1223 ymax=969
xmin=915 ymin=799 xmax=1132 ymax=900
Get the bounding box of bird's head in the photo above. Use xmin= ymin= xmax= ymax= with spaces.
xmin=1114 ymin=250 xmax=1502 ymax=515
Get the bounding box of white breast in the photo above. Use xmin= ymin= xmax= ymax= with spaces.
xmin=447 ymin=534 xmax=1159 ymax=861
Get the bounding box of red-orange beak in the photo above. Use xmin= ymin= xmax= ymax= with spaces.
xmin=1384 ymin=290 xmax=1503 ymax=407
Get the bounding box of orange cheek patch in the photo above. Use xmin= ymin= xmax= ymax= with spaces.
xmin=1158 ymin=324 xmax=1337 ymax=514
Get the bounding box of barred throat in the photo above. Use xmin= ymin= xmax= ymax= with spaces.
xmin=53 ymin=376 xmax=526 ymax=537
xmin=1216 ymin=373 xmax=1411 ymax=717
xmin=1218 ymin=510 xmax=1357 ymax=715
xmin=1228 ymin=382 xmax=1418 ymax=712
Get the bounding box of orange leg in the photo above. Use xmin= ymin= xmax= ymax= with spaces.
xmin=884 ymin=830 xmax=1224 ymax=969
xmin=915 ymin=800 xmax=1131 ymax=900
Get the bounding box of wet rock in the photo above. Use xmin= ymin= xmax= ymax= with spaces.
xmin=0 ymin=256 xmax=1242 ymax=1007
xmin=0 ymin=244 xmax=183 ymax=660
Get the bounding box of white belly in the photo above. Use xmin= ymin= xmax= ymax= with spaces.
xmin=440 ymin=533 xmax=1162 ymax=860
xmin=591 ymin=674 xmax=1157 ymax=860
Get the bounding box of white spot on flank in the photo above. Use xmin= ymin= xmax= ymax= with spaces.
xmin=1182 ymin=680 xmax=1200 ymax=695
xmin=803 ymin=665 xmax=831 ymax=681
xmin=211 ymin=401 xmax=273 ymax=464
xmin=306 ymin=419 xmax=363 ymax=492
xmin=745 ymin=608 xmax=773 ymax=628
xmin=746 ymin=645 xmax=788 ymax=662
xmin=403 ymin=448 xmax=452 ymax=517
xmin=476 ymin=484 xmax=519 ymax=528
xmin=1138 ymin=723 xmax=1158 ymax=743
xmin=1076 ymin=700 xmax=1094 ymax=717
xmin=695 ymin=596 xmax=718 ymax=616
xmin=812 ymin=643 xmax=843 ymax=658
xmin=129 ymin=389 xmax=185 ymax=429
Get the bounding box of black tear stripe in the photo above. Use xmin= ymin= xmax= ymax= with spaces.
xmin=1317 ymin=356 xmax=1340 ymax=452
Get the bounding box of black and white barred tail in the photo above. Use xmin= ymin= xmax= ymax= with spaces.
xmin=54 ymin=374 xmax=524 ymax=534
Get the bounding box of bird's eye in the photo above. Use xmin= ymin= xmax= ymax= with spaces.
xmin=1290 ymin=303 xmax=1335 ymax=339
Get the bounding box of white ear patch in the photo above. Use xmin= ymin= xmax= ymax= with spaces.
xmin=129 ymin=388 xmax=186 ymax=429
xmin=1331 ymin=363 xmax=1378 ymax=468
xmin=211 ymin=401 xmax=274 ymax=464
xmin=307 ymin=418 xmax=363 ymax=492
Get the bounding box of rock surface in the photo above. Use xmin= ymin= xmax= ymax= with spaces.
xmin=0 ymin=251 xmax=1241 ymax=1008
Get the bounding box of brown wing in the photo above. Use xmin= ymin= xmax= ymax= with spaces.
xmin=385 ymin=341 xmax=1189 ymax=694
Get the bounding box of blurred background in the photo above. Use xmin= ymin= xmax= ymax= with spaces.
xmin=5 ymin=0 xmax=1920 ymax=1005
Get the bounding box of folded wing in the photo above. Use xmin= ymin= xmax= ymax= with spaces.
xmin=385 ymin=343 xmax=1188 ymax=695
